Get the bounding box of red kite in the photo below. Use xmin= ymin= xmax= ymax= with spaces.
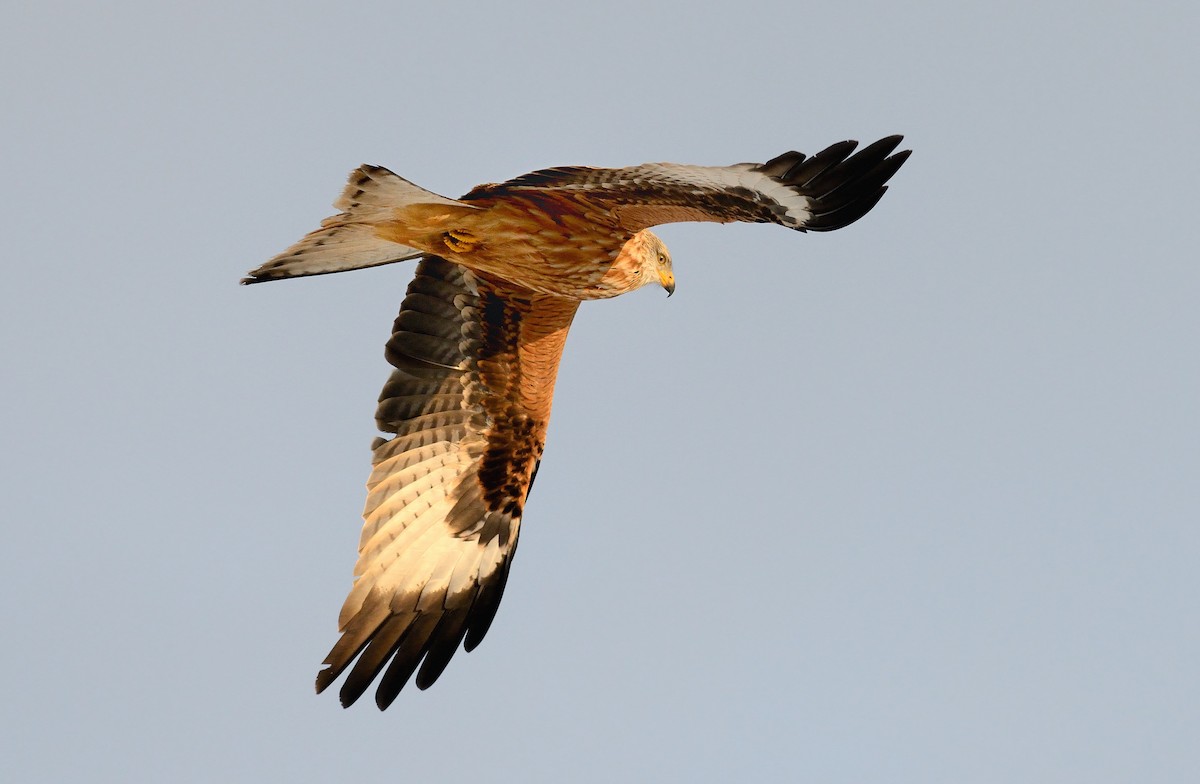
xmin=244 ymin=136 xmax=910 ymax=708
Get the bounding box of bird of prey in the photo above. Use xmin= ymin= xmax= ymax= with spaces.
xmin=243 ymin=136 xmax=910 ymax=709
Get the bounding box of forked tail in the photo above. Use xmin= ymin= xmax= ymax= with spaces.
xmin=241 ymin=165 xmax=479 ymax=284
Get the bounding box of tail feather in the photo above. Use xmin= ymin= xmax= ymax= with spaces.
xmin=334 ymin=164 xmax=464 ymax=214
xmin=241 ymin=223 xmax=425 ymax=284
xmin=242 ymin=164 xmax=478 ymax=285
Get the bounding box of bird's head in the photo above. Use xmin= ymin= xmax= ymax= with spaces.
xmin=649 ymin=232 xmax=675 ymax=296
xmin=631 ymin=230 xmax=675 ymax=296
xmin=602 ymin=230 xmax=675 ymax=298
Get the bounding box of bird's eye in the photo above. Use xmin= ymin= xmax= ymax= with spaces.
xmin=657 ymin=253 xmax=666 ymax=263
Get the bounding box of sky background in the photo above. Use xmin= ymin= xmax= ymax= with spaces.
xmin=3 ymin=2 xmax=1198 ymax=782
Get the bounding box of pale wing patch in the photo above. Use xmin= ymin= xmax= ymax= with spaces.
xmin=731 ymin=167 xmax=814 ymax=227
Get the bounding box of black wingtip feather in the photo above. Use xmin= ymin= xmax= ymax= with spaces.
xmin=414 ymin=609 xmax=473 ymax=690
xmin=810 ymin=150 xmax=911 ymax=217
xmin=806 ymin=186 xmax=889 ymax=232
xmin=463 ymin=546 xmax=516 ymax=652
xmin=759 ymin=150 xmax=806 ymax=179
xmin=803 ymin=135 xmax=903 ymax=197
xmin=782 ymin=139 xmax=860 ymax=186
xmin=373 ymin=613 xmax=442 ymax=709
xmin=336 ymin=614 xmax=412 ymax=708
xmin=783 ymin=136 xmax=909 ymax=233
xmin=329 ymin=563 xmax=515 ymax=709
xmin=315 ymin=602 xmax=394 ymax=698
xmin=462 ymin=583 xmax=504 ymax=652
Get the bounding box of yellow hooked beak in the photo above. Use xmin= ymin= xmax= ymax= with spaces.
xmin=659 ymin=268 xmax=676 ymax=297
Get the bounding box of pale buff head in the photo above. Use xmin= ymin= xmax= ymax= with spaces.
xmin=601 ymin=230 xmax=675 ymax=297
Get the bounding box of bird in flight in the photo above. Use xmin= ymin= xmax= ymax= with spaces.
xmin=243 ymin=136 xmax=911 ymax=709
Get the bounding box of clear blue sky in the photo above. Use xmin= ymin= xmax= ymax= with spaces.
xmin=3 ymin=2 xmax=1197 ymax=782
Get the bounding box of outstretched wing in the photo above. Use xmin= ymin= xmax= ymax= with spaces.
xmin=317 ymin=257 xmax=579 ymax=709
xmin=464 ymin=135 xmax=910 ymax=234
